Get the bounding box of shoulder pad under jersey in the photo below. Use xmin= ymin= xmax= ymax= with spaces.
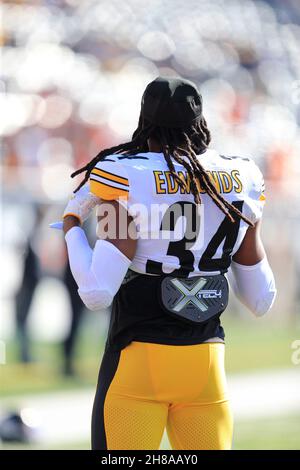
xmin=89 ymin=156 xmax=130 ymax=201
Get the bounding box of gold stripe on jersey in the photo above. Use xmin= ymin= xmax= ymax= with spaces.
xmin=259 ymin=193 xmax=266 ymax=201
xmin=91 ymin=168 xmax=129 ymax=187
xmin=90 ymin=178 xmax=129 ymax=200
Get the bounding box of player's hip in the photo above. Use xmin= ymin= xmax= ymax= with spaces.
xmin=100 ymin=341 xmax=229 ymax=406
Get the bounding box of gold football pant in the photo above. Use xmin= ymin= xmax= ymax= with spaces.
xmin=91 ymin=341 xmax=233 ymax=450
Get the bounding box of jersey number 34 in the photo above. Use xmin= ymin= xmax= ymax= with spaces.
xmin=145 ymin=200 xmax=244 ymax=276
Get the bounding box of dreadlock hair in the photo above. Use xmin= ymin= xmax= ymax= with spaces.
xmin=71 ymin=114 xmax=254 ymax=227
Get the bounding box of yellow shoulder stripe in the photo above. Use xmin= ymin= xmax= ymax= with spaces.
xmin=91 ymin=168 xmax=129 ymax=186
xmin=90 ymin=179 xmax=129 ymax=200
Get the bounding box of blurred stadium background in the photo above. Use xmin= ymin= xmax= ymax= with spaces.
xmin=1 ymin=0 xmax=300 ymax=450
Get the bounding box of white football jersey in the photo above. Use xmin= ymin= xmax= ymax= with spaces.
xmin=89 ymin=149 xmax=265 ymax=277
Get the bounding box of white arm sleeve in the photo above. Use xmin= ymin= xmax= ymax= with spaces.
xmin=65 ymin=227 xmax=131 ymax=311
xmin=227 ymin=257 xmax=276 ymax=317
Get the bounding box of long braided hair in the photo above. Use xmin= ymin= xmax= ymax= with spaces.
xmin=71 ymin=114 xmax=254 ymax=226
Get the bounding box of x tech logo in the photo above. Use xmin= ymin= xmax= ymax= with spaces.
xmin=170 ymin=278 xmax=210 ymax=312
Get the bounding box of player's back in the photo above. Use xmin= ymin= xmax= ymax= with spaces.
xmin=89 ymin=149 xmax=265 ymax=278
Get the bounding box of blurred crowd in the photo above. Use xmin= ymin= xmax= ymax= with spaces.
xmin=1 ymin=0 xmax=300 ymax=371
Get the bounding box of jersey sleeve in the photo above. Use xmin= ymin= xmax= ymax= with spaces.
xmin=246 ymin=160 xmax=266 ymax=223
xmin=89 ymin=158 xmax=130 ymax=201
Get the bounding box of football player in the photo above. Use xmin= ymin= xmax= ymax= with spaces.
xmin=61 ymin=77 xmax=276 ymax=450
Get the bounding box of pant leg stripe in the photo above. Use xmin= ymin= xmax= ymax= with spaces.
xmin=91 ymin=349 xmax=121 ymax=450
